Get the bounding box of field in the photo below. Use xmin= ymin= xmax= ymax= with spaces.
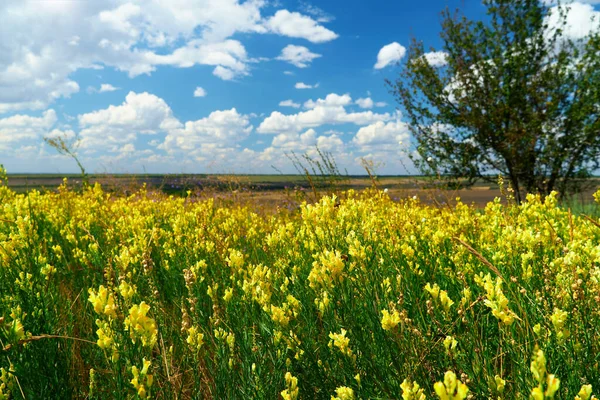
xmin=1 ymin=176 xmax=600 ymax=399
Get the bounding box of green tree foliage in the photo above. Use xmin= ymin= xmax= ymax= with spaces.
xmin=388 ymin=0 xmax=600 ymax=202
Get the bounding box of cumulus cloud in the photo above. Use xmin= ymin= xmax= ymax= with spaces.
xmin=271 ymin=129 xmax=317 ymax=149
xmin=258 ymin=93 xmax=391 ymax=134
xmin=86 ymin=83 xmax=119 ymax=93
xmin=212 ymin=66 xmax=237 ymax=80
xmin=78 ymin=91 xmax=181 ymax=150
xmin=374 ymin=42 xmax=406 ymax=69
xmin=299 ymin=3 xmax=334 ymax=23
xmin=0 ymin=1 xmax=338 ymax=113
xmin=353 ymin=120 xmax=410 ymax=152
xmin=49 ymin=90 xmax=256 ymax=166
xmin=543 ymin=0 xmax=600 ymax=5
xmin=423 ymin=51 xmax=448 ymax=67
xmin=295 ymin=82 xmax=318 ymax=89
xmin=194 ymin=87 xmax=207 ymax=97
xmin=276 ymin=45 xmax=321 ymax=68
xmin=259 ymin=127 xmax=347 ymax=169
xmin=163 ymin=108 xmax=253 ymax=154
xmin=279 ymin=100 xmax=301 ymax=108
xmin=355 ymin=97 xmax=374 ymax=109
xmin=146 ymin=39 xmax=251 ymax=79
xmin=304 ymin=93 xmax=352 ymax=109
xmin=265 ymin=10 xmax=338 ymax=43
xmin=545 ymin=2 xmax=600 ymax=41
xmin=0 ymin=110 xmax=58 ymax=148
xmin=100 ymin=83 xmax=119 ymax=92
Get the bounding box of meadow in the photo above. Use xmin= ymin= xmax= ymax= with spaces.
xmin=1 ymin=174 xmax=600 ymax=399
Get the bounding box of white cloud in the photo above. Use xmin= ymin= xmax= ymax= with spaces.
xmin=0 ymin=1 xmax=264 ymax=112
xmin=163 ymin=108 xmax=253 ymax=153
xmin=279 ymin=100 xmax=301 ymax=108
xmin=99 ymin=83 xmax=119 ymax=93
xmin=271 ymin=129 xmax=317 ymax=149
xmin=194 ymin=86 xmax=207 ymax=97
xmin=374 ymin=42 xmax=406 ymax=69
xmin=299 ymin=3 xmax=334 ymax=23
xmin=0 ymin=110 xmax=58 ymax=148
xmin=295 ymin=82 xmax=318 ymax=89
xmin=1 ymin=93 xmax=415 ymax=174
xmin=146 ymin=39 xmax=250 ymax=80
xmin=0 ymin=1 xmax=338 ymax=113
xmin=53 ymin=91 xmax=255 ymax=165
xmin=284 ymin=70 xmax=295 ymax=75
xmin=304 ymin=93 xmax=352 ymax=109
xmin=78 ymin=91 xmax=181 ymax=150
xmin=546 ymin=2 xmax=600 ymax=41
xmin=276 ymin=45 xmax=321 ymax=68
xmin=374 ymin=101 xmax=387 ymax=107
xmin=212 ymin=66 xmax=237 ymax=81
xmin=353 ymin=120 xmax=410 ymax=151
xmin=258 ymin=93 xmax=391 ymax=134
xmin=316 ymin=134 xmax=344 ymax=152
xmin=265 ymin=10 xmax=338 ymax=43
xmin=423 ymin=51 xmax=448 ymax=67
xmin=259 ymin=127 xmax=347 ymax=168
xmin=543 ymin=0 xmax=600 ymax=5
xmin=355 ymin=97 xmax=374 ymax=109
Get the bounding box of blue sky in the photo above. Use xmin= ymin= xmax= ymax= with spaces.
xmin=0 ymin=0 xmax=598 ymax=175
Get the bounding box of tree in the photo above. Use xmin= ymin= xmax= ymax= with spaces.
xmin=388 ymin=0 xmax=600 ymax=202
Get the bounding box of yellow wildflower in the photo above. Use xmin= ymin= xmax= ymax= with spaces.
xmin=475 ymin=273 xmax=517 ymax=325
xmin=550 ymin=308 xmax=569 ymax=342
xmin=124 ymin=302 xmax=157 ymax=347
xmin=530 ymin=348 xmax=560 ymax=400
xmin=271 ymin=305 xmax=291 ymax=327
xmin=186 ymin=325 xmax=205 ymax=351
xmin=223 ymin=287 xmax=234 ymax=302
xmin=88 ymin=285 xmax=117 ymax=319
xmin=443 ymin=336 xmax=457 ymax=355
xmin=401 ymin=379 xmax=426 ymax=400
xmin=280 ymin=372 xmax=299 ymax=400
xmin=118 ymin=281 xmax=136 ymax=301
xmin=130 ymin=358 xmax=153 ymax=399
xmin=381 ymin=309 xmax=402 ymax=331
xmin=434 ymin=371 xmax=469 ymax=400
xmin=495 ymin=375 xmax=506 ymax=393
xmin=575 ymin=384 xmax=595 ymax=400
xmin=331 ymin=386 xmax=354 ymax=400
xmin=329 ymin=329 xmax=354 ymax=360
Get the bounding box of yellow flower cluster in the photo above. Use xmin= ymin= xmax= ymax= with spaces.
xmin=400 ymin=379 xmax=426 ymax=400
xmin=434 ymin=371 xmax=469 ymax=400
xmin=425 ymin=283 xmax=454 ymax=313
xmin=549 ymin=308 xmax=569 ymax=342
xmin=0 ymin=367 xmax=15 ymax=400
xmin=308 ymin=249 xmax=346 ymax=290
xmin=280 ymin=372 xmax=299 ymax=400
xmin=186 ymin=325 xmax=205 ymax=351
xmin=1 ymin=181 xmax=600 ymax=397
xmin=331 ymin=386 xmax=354 ymax=400
xmin=88 ymin=285 xmax=118 ymax=319
xmin=575 ymin=384 xmax=597 ymax=400
xmin=124 ymin=302 xmax=158 ymax=347
xmin=381 ymin=309 xmax=403 ymax=331
xmin=130 ymin=358 xmax=153 ymax=399
xmin=530 ymin=348 xmax=560 ymax=400
xmin=474 ymin=273 xmax=517 ymax=325
xmin=328 ymin=329 xmax=355 ymax=361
